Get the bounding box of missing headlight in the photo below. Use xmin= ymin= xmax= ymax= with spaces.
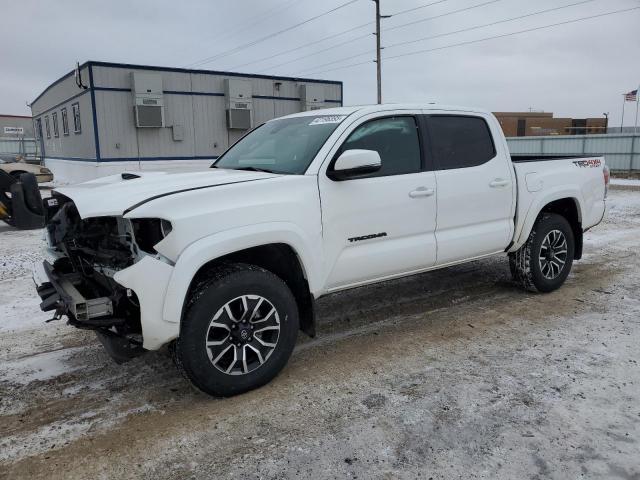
xmin=131 ymin=218 xmax=172 ymax=254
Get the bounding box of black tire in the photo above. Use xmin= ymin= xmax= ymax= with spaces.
xmin=175 ymin=263 xmax=299 ymax=397
xmin=18 ymin=173 xmax=44 ymax=215
xmin=509 ymin=213 xmax=575 ymax=293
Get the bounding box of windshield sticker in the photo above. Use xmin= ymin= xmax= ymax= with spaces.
xmin=309 ymin=115 xmax=346 ymax=126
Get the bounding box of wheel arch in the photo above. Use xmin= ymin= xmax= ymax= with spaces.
xmin=513 ymin=191 xmax=584 ymax=258
xmin=161 ymin=224 xmax=320 ymax=338
xmin=185 ymin=243 xmax=316 ymax=338
xmin=538 ymin=198 xmax=583 ymax=259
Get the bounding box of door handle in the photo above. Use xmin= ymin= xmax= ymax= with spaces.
xmin=409 ymin=187 xmax=435 ymax=198
xmin=489 ymin=178 xmax=510 ymax=188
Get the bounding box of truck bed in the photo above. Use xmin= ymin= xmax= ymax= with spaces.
xmin=511 ymin=155 xmax=594 ymax=163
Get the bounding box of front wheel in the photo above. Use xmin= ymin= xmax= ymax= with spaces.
xmin=509 ymin=213 xmax=575 ymax=293
xmin=175 ymin=264 xmax=299 ymax=397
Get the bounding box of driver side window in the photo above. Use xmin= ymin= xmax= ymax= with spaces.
xmin=339 ymin=116 xmax=421 ymax=177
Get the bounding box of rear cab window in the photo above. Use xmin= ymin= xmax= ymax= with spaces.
xmin=424 ymin=115 xmax=496 ymax=170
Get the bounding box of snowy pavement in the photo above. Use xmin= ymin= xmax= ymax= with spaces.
xmin=0 ymin=189 xmax=639 ymax=479
xmin=611 ymin=177 xmax=640 ymax=190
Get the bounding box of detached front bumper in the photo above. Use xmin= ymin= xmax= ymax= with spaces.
xmin=33 ymin=256 xmax=179 ymax=351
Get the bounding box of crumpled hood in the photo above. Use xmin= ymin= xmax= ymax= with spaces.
xmin=55 ymin=169 xmax=279 ymax=218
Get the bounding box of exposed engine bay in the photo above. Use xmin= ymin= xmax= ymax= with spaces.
xmin=37 ymin=192 xmax=171 ymax=361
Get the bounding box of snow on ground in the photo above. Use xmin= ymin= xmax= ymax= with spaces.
xmin=0 ymin=189 xmax=639 ymax=479
xmin=611 ymin=177 xmax=640 ymax=186
xmin=0 ymin=346 xmax=88 ymax=385
xmin=0 ymin=223 xmax=50 ymax=332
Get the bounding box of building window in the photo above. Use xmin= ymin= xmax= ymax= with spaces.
xmin=45 ymin=115 xmax=51 ymax=139
xmin=35 ymin=118 xmax=42 ymax=139
xmin=52 ymin=112 xmax=59 ymax=138
xmin=61 ymin=108 xmax=69 ymax=135
xmin=72 ymin=103 xmax=81 ymax=133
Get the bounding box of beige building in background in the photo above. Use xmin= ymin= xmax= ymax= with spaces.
xmin=0 ymin=114 xmax=34 ymax=138
xmin=493 ymin=112 xmax=607 ymax=137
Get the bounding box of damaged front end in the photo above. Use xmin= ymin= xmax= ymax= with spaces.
xmin=35 ymin=192 xmax=171 ymax=363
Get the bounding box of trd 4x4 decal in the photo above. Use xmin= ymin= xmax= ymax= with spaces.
xmin=573 ymin=159 xmax=601 ymax=168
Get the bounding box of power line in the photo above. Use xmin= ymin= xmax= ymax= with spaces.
xmin=389 ymin=0 xmax=452 ymax=17
xmin=385 ymin=0 xmax=597 ymax=51
xmin=295 ymin=0 xmax=599 ymax=75
xmin=293 ymin=0 xmax=501 ymax=75
xmin=385 ymin=0 xmax=502 ymax=33
xmin=185 ymin=0 xmax=361 ymax=68
xmin=227 ymin=0 xmax=455 ymax=72
xmin=301 ymin=5 xmax=640 ymax=76
xmin=258 ymin=32 xmax=373 ymax=73
xmin=204 ymin=0 xmax=302 ymax=47
xmin=385 ymin=6 xmax=640 ymax=61
xmin=294 ymin=47 xmax=374 ymax=75
xmin=228 ymin=23 xmax=372 ymax=72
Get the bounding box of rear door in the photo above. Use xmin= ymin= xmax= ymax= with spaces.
xmin=423 ymin=113 xmax=515 ymax=265
xmin=319 ymin=112 xmax=438 ymax=290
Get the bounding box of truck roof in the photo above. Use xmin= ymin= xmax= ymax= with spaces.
xmin=278 ymin=103 xmax=491 ymax=120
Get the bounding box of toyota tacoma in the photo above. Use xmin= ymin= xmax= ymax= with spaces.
xmin=33 ymin=104 xmax=608 ymax=396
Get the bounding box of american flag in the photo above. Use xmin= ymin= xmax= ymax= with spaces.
xmin=625 ymin=89 xmax=638 ymax=102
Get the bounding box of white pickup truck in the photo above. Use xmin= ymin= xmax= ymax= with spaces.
xmin=34 ymin=104 xmax=608 ymax=396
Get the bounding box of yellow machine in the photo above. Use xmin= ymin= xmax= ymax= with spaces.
xmin=0 ymin=200 xmax=9 ymax=220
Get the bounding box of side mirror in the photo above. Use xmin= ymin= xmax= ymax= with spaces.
xmin=328 ymin=149 xmax=381 ymax=181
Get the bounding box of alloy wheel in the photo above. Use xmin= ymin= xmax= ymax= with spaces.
xmin=205 ymin=294 xmax=280 ymax=375
xmin=538 ymin=229 xmax=568 ymax=280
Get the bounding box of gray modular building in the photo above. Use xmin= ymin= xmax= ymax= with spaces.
xmin=30 ymin=61 xmax=343 ymax=184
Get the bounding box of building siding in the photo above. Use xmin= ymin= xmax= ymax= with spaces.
xmin=31 ymin=64 xmax=98 ymax=161
xmin=33 ymin=61 xmax=342 ymax=164
xmin=0 ymin=115 xmax=34 ymax=138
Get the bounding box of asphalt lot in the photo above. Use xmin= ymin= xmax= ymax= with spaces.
xmin=0 ymin=187 xmax=639 ymax=480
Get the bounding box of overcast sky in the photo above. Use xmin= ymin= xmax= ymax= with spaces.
xmin=2 ymin=0 xmax=639 ymax=126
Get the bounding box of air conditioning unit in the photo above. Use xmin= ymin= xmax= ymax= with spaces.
xmin=224 ymin=79 xmax=253 ymax=130
xmin=299 ymin=84 xmax=325 ymax=111
xmin=131 ymin=72 xmax=164 ymax=128
xmin=226 ymin=108 xmax=252 ymax=130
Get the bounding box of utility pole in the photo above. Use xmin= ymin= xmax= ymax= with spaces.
xmin=373 ymin=0 xmax=390 ymax=104
xmin=374 ymin=0 xmax=382 ymax=104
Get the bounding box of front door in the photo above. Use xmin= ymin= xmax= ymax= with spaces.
xmin=319 ymin=114 xmax=438 ymax=291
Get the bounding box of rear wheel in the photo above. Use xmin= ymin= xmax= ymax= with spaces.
xmin=175 ymin=264 xmax=299 ymax=397
xmin=509 ymin=213 xmax=575 ymax=293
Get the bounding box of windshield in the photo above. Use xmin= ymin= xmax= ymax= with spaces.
xmin=213 ymin=114 xmax=347 ymax=174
